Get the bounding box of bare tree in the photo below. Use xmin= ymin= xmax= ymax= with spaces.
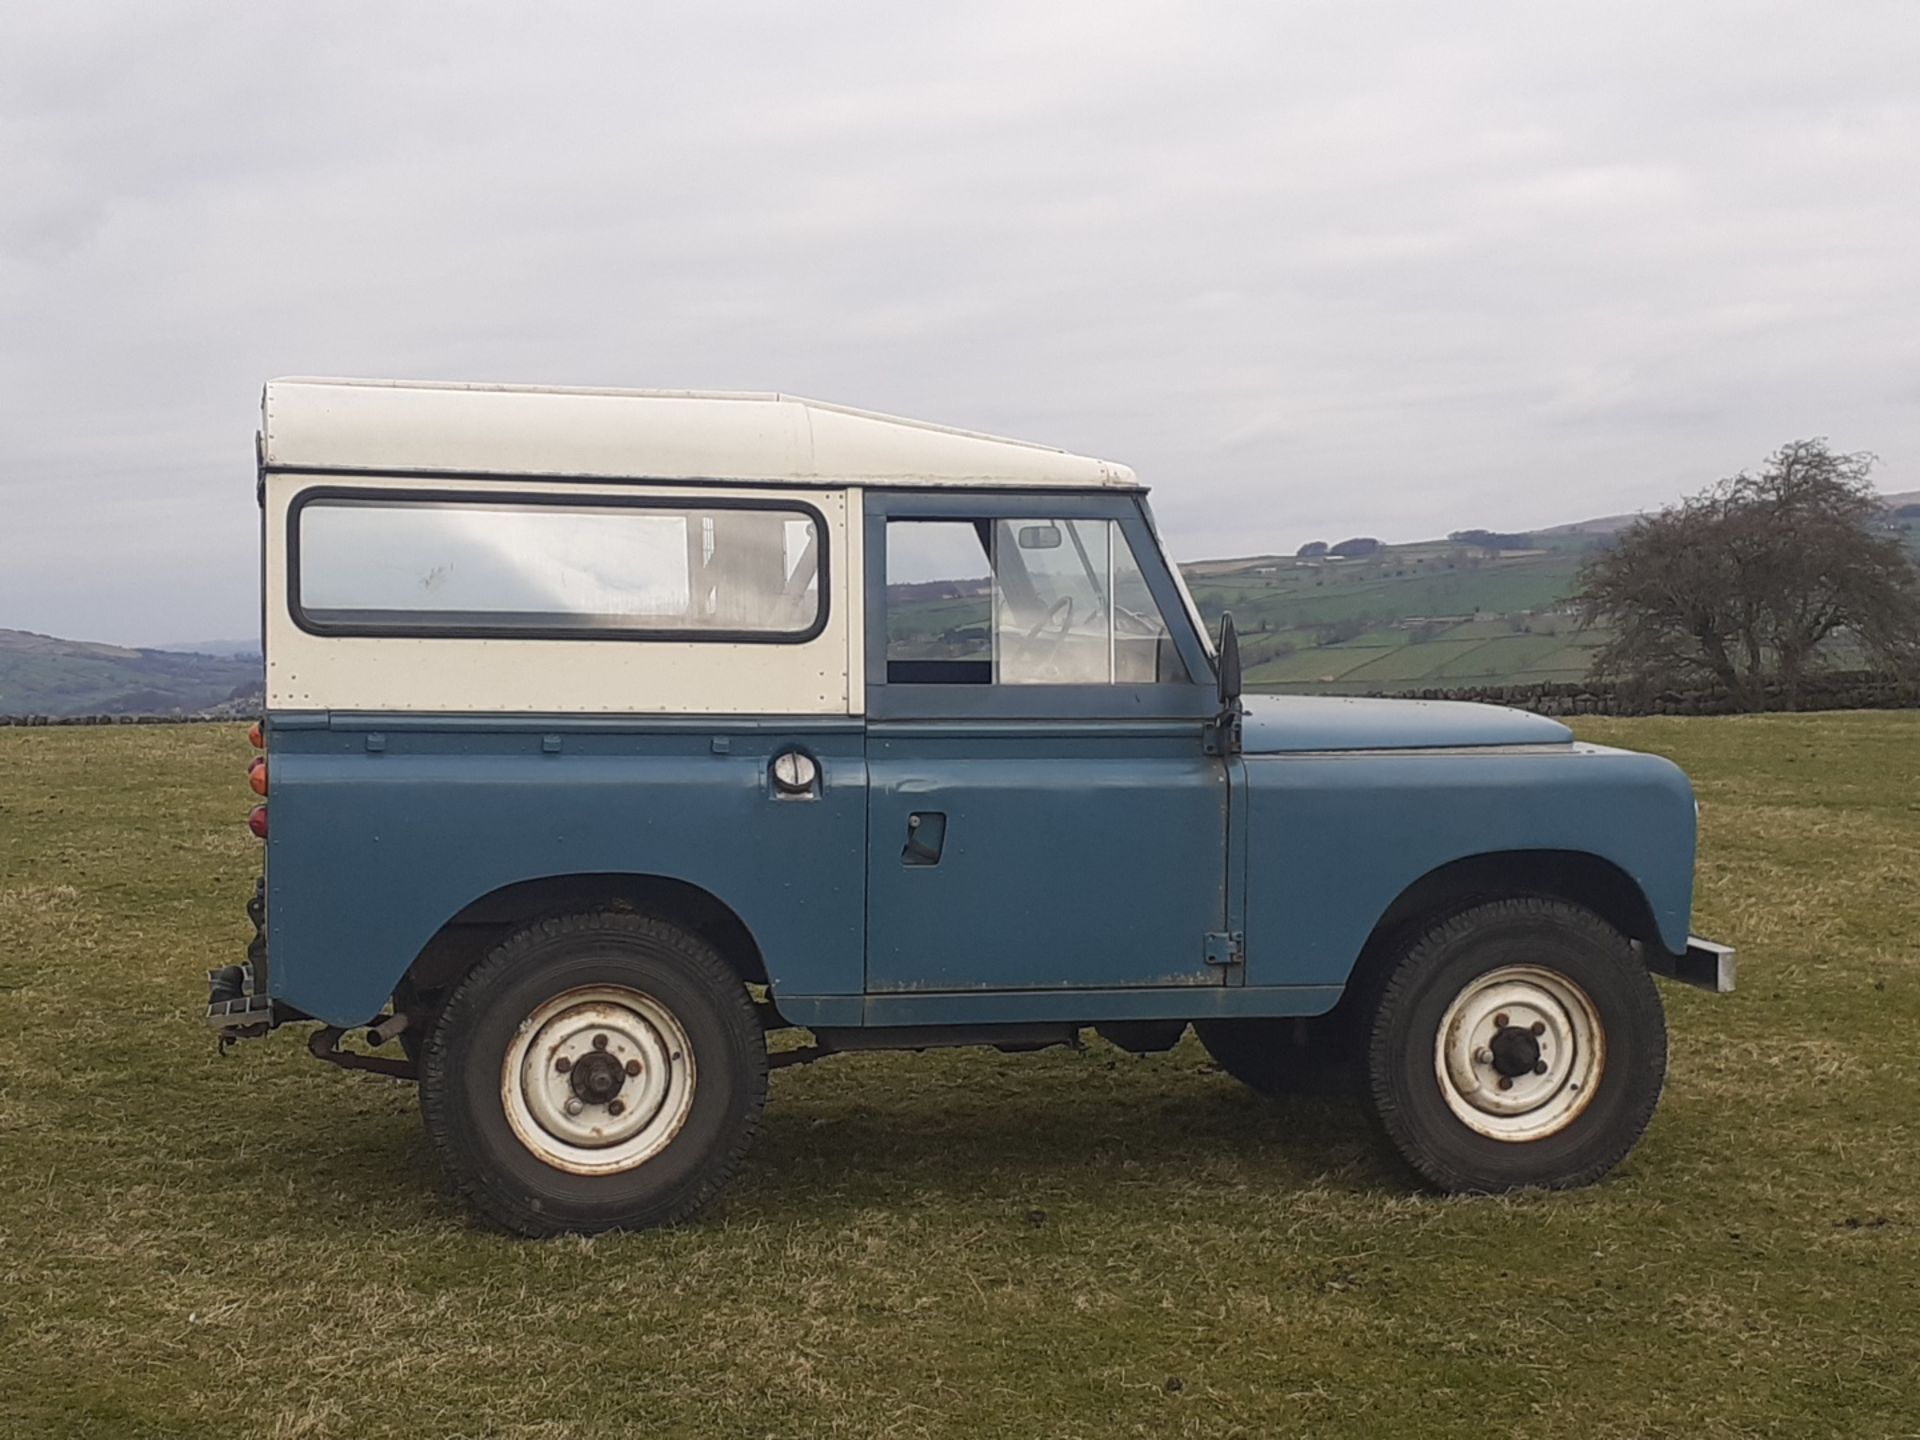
xmin=1575 ymin=440 xmax=1920 ymax=709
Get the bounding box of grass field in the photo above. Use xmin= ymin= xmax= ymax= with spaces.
xmin=875 ymin=541 xmax=1607 ymax=696
xmin=1240 ymin=615 xmax=1609 ymax=694
xmin=1182 ymin=546 xmax=1607 ymax=695
xmin=3 ymin=717 xmax=1918 ymax=1438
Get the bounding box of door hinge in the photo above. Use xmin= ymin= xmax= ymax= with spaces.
xmin=1202 ymin=708 xmax=1243 ymax=756
xmin=1204 ymin=931 xmax=1245 ymax=967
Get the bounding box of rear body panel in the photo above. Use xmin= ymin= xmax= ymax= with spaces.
xmin=264 ymin=716 xmax=868 ymax=1025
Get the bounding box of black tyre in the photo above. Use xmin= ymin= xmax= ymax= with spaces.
xmin=1362 ymin=898 xmax=1666 ymax=1192
xmin=1194 ymin=1014 xmax=1354 ymax=1097
xmin=419 ymin=911 xmax=767 ymax=1236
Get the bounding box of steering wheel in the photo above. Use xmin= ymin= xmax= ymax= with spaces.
xmin=1024 ymin=595 xmax=1074 ymax=642
xmin=1017 ymin=596 xmax=1076 ymax=678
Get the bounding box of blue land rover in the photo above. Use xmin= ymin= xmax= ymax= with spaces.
xmin=208 ymin=377 xmax=1733 ymax=1235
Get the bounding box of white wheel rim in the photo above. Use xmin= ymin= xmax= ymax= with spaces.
xmin=1434 ymin=965 xmax=1604 ymax=1142
xmin=501 ymin=985 xmax=697 ymax=1175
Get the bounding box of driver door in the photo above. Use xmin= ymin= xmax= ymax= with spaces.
xmin=862 ymin=491 xmax=1230 ymax=994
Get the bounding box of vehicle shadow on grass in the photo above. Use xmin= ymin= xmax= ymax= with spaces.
xmin=231 ymin=1053 xmax=1399 ymax=1234
xmin=182 ymin=1069 xmax=464 ymax=1235
xmin=732 ymin=1057 xmax=1400 ymax=1222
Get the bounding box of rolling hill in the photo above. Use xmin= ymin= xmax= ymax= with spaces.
xmin=1178 ymin=493 xmax=1920 ymax=695
xmin=7 ymin=493 xmax=1915 ymax=714
xmin=1179 ymin=533 xmax=1601 ymax=694
xmin=0 ymin=630 xmax=261 ymax=717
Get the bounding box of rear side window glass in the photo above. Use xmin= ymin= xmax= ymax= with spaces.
xmin=294 ymin=495 xmax=824 ymax=639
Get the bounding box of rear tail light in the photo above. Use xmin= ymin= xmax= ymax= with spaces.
xmin=248 ymin=806 xmax=269 ymax=840
xmin=248 ymin=757 xmax=268 ymax=796
xmin=248 ymin=720 xmax=263 ymax=749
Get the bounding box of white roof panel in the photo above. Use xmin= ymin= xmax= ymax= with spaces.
xmin=261 ymin=377 xmax=1140 ymax=489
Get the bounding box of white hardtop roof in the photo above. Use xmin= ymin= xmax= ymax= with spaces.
xmin=261 ymin=377 xmax=1141 ymax=489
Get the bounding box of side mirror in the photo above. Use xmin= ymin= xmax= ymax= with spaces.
xmin=1216 ymin=610 xmax=1242 ymax=708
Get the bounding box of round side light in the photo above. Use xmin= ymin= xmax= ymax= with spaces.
xmin=248 ymin=806 xmax=269 ymax=840
xmin=248 ymin=720 xmax=263 ymax=749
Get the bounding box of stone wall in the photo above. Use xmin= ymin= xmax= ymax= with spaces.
xmin=1383 ymin=670 xmax=1920 ymax=717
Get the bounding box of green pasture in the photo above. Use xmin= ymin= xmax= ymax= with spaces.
xmin=2 ymin=716 xmax=1916 ymax=1437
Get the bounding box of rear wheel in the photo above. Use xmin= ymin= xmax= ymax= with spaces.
xmin=1362 ymin=898 xmax=1666 ymax=1192
xmin=419 ymin=911 xmax=766 ymax=1236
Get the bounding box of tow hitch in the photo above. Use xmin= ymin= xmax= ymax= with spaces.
xmin=208 ymin=878 xmax=276 ymax=1049
xmin=207 ymin=961 xmax=275 ymax=1048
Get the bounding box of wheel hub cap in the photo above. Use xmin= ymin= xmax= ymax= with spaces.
xmin=1434 ymin=965 xmax=1604 ymax=1143
xmin=501 ymin=986 xmax=697 ymax=1175
xmin=1487 ymin=1025 xmax=1541 ymax=1079
xmin=570 ymin=1050 xmax=627 ymax=1105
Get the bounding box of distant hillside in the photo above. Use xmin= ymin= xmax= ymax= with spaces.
xmin=0 ymin=631 xmax=261 ymax=717
xmin=151 ymin=638 xmax=262 ymax=660
xmin=1180 ymin=536 xmax=1596 ymax=695
xmin=1180 ymin=492 xmax=1920 ymax=695
xmin=7 ymin=493 xmax=1913 ymax=713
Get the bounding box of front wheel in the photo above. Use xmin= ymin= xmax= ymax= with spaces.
xmin=419 ymin=911 xmax=767 ymax=1236
xmin=1362 ymin=898 xmax=1667 ymax=1192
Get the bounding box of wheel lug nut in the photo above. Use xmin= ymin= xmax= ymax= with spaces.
xmin=1474 ymin=1047 xmax=1493 ymax=1066
xmin=1494 ymin=1013 xmax=1509 ymax=1028
xmin=608 ymin=1099 xmax=626 ymax=1116
xmin=1497 ymin=1076 xmax=1513 ymax=1091
xmin=1533 ymin=1060 xmax=1548 ymax=1075
xmin=592 ymin=1034 xmax=609 ymax=1050
xmin=625 ymin=1059 xmax=641 ymax=1075
xmin=564 ymin=1098 xmax=584 ymax=1116
xmin=1530 ymin=1021 xmax=1545 ymax=1036
xmin=554 ymin=1056 xmax=572 ymax=1073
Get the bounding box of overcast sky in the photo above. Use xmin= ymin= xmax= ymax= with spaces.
xmin=2 ymin=2 xmax=1916 ymax=646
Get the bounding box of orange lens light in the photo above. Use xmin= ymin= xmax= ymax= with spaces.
xmin=248 ymin=758 xmax=268 ymax=796
xmin=248 ymin=721 xmax=263 ymax=749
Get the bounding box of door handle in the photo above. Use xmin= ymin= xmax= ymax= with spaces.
xmin=902 ymin=811 xmax=947 ymax=866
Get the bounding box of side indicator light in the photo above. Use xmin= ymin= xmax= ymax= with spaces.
xmin=248 ymin=806 xmax=269 ymax=840
xmin=248 ymin=721 xmax=264 ymax=749
xmin=248 ymin=758 xmax=268 ymax=796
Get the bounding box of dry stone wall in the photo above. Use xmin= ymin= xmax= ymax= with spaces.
xmin=1383 ymin=670 xmax=1920 ymax=717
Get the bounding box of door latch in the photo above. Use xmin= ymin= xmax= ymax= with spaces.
xmin=902 ymin=812 xmax=947 ymax=866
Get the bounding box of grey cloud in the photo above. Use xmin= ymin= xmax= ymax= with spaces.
xmin=1 ymin=0 xmax=1916 ymax=641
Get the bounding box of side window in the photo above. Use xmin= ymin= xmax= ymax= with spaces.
xmin=884 ymin=520 xmax=993 ymax=684
xmin=1110 ymin=524 xmax=1178 ymax=683
xmin=884 ymin=516 xmax=1178 ymax=685
xmin=294 ymin=495 xmax=823 ymax=639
